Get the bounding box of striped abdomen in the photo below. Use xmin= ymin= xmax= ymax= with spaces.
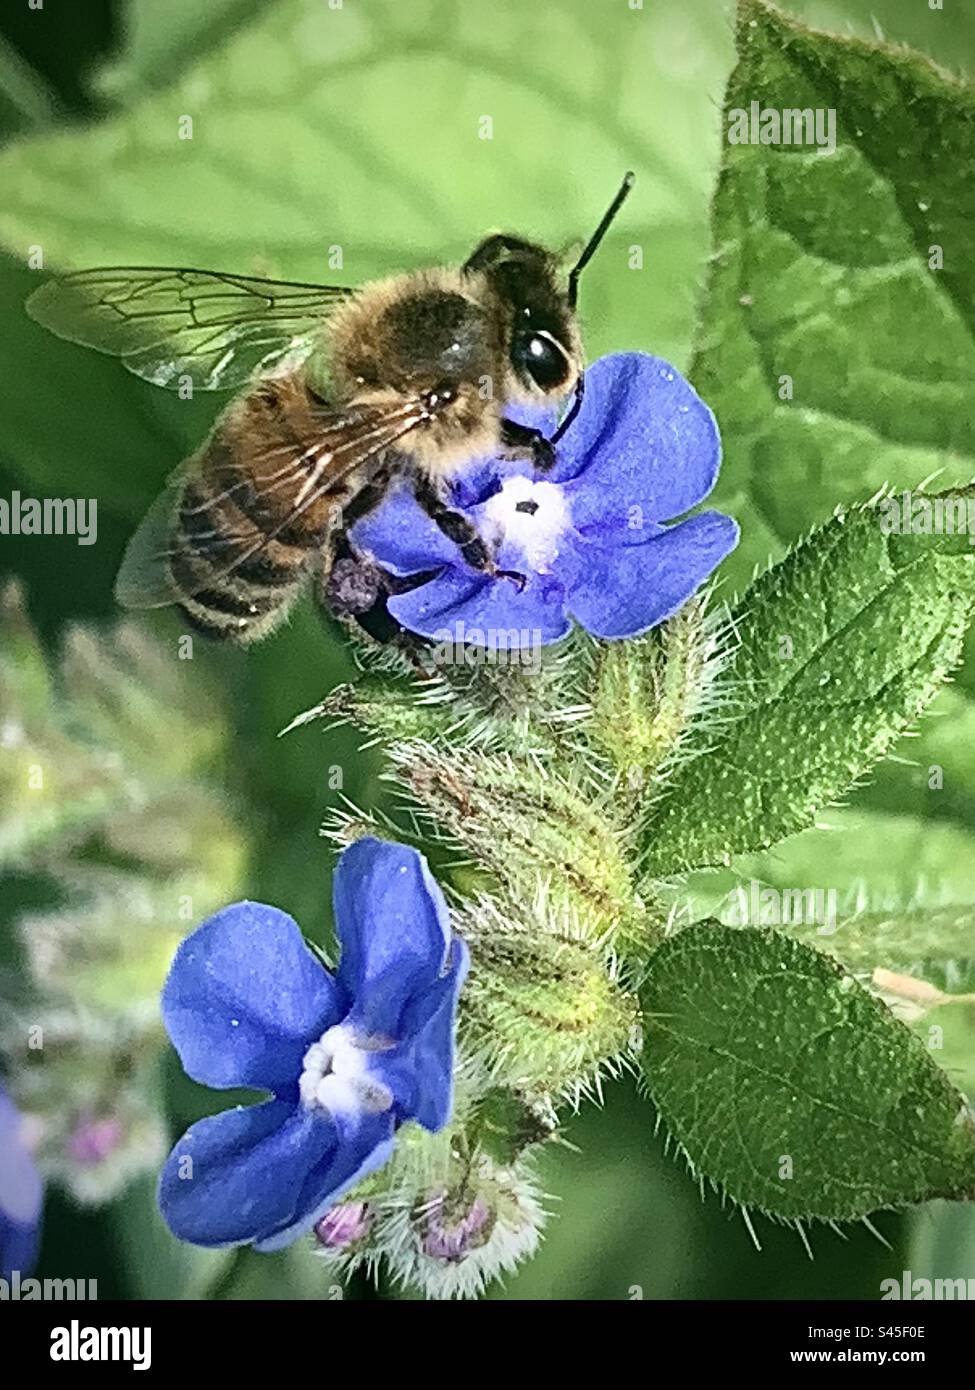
xmin=171 ymin=375 xmax=342 ymax=643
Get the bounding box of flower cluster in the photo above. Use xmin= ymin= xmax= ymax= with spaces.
xmin=158 ymin=839 xmax=467 ymax=1250
xmin=0 ymin=596 xmax=247 ymax=1262
xmin=351 ymin=352 xmax=738 ymax=646
xmin=150 ymin=350 xmax=739 ymax=1292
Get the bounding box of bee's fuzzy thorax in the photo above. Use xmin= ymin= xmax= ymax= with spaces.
xmin=325 ymin=266 xmax=503 ymax=402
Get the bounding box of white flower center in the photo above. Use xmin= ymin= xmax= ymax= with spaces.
xmin=481 ymin=475 xmax=571 ymax=574
xmin=299 ymin=1024 xmax=394 ymax=1119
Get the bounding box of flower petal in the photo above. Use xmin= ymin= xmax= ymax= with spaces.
xmin=376 ymin=937 xmax=470 ymax=1133
xmin=504 ymin=398 xmax=561 ymax=442
xmin=349 ymin=404 xmax=562 ymax=580
xmin=387 ymin=564 xmax=570 ymax=646
xmin=254 ymin=1109 xmax=395 ymax=1252
xmin=563 ymin=511 xmax=739 ymax=639
xmin=350 ymin=478 xmax=458 ymax=577
xmin=0 ymin=1089 xmax=43 ymax=1227
xmin=162 ymin=902 xmax=342 ymax=1095
xmin=158 ymin=1098 xmax=392 ymax=1249
xmin=334 ymin=839 xmax=454 ymax=1039
xmin=0 ymin=1211 xmax=41 ymax=1281
xmin=555 ymin=353 xmax=722 ymax=526
xmin=0 ymin=1088 xmax=42 ymax=1279
xmin=159 ymin=1100 xmax=298 ymax=1247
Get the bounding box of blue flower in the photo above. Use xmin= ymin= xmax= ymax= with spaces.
xmin=157 ymin=838 xmax=468 ymax=1251
xmin=0 ymin=1084 xmax=43 ymax=1280
xmin=351 ymin=352 xmax=739 ymax=646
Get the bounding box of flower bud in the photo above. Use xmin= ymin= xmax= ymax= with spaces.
xmin=590 ymin=597 xmax=718 ymax=787
xmin=379 ymin=1154 xmax=543 ymax=1299
xmin=65 ymin=1112 xmax=124 ymax=1166
xmin=50 ymin=1094 xmax=166 ymax=1206
xmin=461 ymin=897 xmax=641 ymax=1101
xmin=1 ymin=1009 xmax=166 ymax=1205
xmin=391 ymin=742 xmax=639 ymax=941
xmin=420 ymin=1192 xmax=494 ymax=1261
xmin=314 ymin=1201 xmax=373 ymax=1252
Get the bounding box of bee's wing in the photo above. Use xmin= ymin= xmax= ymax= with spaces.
xmin=26 ymin=267 xmax=353 ymax=391
xmin=114 ymin=397 xmax=433 ymax=611
xmin=114 ymin=464 xmax=201 ymax=609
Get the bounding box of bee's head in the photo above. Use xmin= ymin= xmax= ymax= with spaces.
xmin=463 ymin=236 xmax=580 ymax=400
xmin=462 ymin=173 xmax=635 ymax=404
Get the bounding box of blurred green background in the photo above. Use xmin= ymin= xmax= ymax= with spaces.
xmin=2 ymin=0 xmax=974 ymax=1300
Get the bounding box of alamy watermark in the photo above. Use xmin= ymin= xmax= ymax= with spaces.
xmin=727 ymin=101 xmax=837 ymax=154
xmin=430 ymin=620 xmax=543 ymax=675
xmin=1 ymin=1268 xmax=97 ymax=1300
xmin=882 ymin=1270 xmax=975 ymax=1300
xmin=878 ymin=490 xmax=975 ymax=545
xmin=0 ymin=491 xmax=97 ymax=545
xmin=50 ymin=1320 xmax=151 ymax=1372
xmin=721 ymin=879 xmax=839 ymax=935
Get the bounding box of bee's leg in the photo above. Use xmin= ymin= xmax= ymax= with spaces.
xmin=321 ymin=463 xmax=398 ymax=623
xmin=320 ymin=535 xmax=430 ymax=657
xmin=338 ymin=462 xmax=396 ymax=529
xmin=499 ymin=418 xmax=556 ymax=472
xmin=413 ymin=474 xmax=527 ymax=590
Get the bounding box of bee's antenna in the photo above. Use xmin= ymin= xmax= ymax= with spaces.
xmin=567 ymin=171 xmax=635 ymax=309
xmin=549 ymin=173 xmax=634 ymax=448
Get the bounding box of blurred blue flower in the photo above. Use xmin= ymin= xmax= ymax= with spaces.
xmin=351 ymin=352 xmax=738 ymax=646
xmin=158 ymin=838 xmax=468 ymax=1251
xmin=0 ymin=1084 xmax=43 ymax=1280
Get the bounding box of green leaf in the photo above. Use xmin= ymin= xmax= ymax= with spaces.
xmin=697 ymin=0 xmax=975 ymax=592
xmin=640 ymin=923 xmax=975 ymax=1221
xmin=907 ymin=1198 xmax=975 ymax=1293
xmin=676 ymin=810 xmax=975 ymax=929
xmin=111 ymin=1176 xmax=232 ymax=1300
xmin=787 ymin=906 xmax=975 ymax=993
xmin=670 ymin=811 xmax=975 ymax=1099
xmin=640 ymin=498 xmax=975 ymax=876
xmin=858 ymin=685 xmax=975 ymax=832
xmin=0 ymin=0 xmax=729 ymax=370
xmin=93 ymin=0 xmax=265 ymax=101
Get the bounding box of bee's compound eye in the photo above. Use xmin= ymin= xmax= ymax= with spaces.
xmin=513 ymin=329 xmax=571 ymax=391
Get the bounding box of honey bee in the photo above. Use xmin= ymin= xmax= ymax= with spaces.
xmin=26 ymin=173 xmax=634 ymax=644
